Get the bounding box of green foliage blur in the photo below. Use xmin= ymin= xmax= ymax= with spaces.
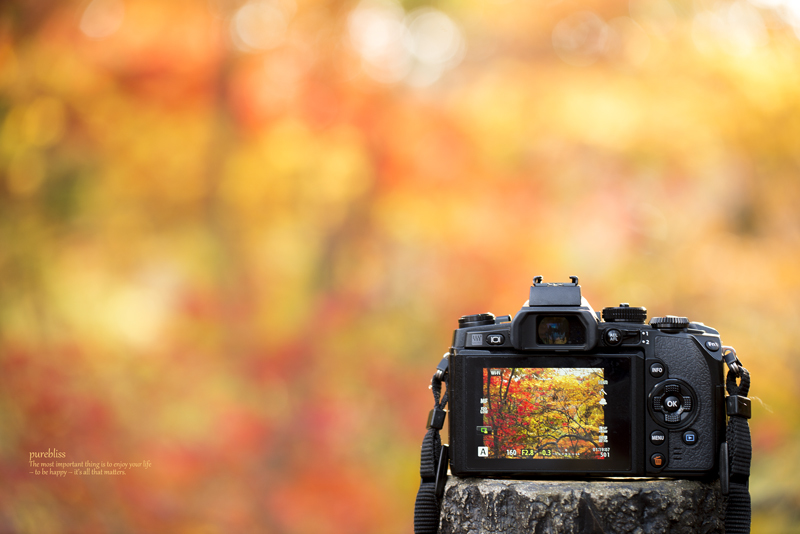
xmin=1 ymin=0 xmax=799 ymax=532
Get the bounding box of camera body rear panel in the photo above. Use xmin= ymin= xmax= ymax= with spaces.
xmin=447 ymin=278 xmax=726 ymax=479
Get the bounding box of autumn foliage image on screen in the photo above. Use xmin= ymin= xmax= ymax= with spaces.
xmin=481 ymin=368 xmax=608 ymax=460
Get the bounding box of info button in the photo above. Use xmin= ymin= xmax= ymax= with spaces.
xmin=649 ymin=362 xmax=665 ymax=378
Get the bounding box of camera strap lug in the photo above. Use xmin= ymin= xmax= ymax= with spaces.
xmin=434 ymin=353 xmax=450 ymax=381
xmin=723 ymin=346 xmax=742 ymax=377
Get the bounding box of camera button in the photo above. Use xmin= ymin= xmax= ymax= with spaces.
xmin=604 ymin=329 xmax=623 ymax=346
xmin=650 ymin=430 xmax=666 ymax=445
xmin=663 ymin=396 xmax=681 ymax=412
xmin=650 ymin=453 xmax=667 ymax=468
xmin=664 ymin=412 xmax=681 ymax=423
xmin=649 ymin=362 xmax=665 ymax=378
xmin=705 ymin=340 xmax=720 ymax=351
xmin=487 ymin=334 xmax=505 ymax=345
xmin=683 ymin=430 xmax=698 ymax=445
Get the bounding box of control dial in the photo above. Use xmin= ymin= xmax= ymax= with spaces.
xmin=602 ymin=303 xmax=647 ymax=324
xmin=458 ymin=313 xmax=495 ymax=328
xmin=650 ymin=316 xmax=690 ymax=330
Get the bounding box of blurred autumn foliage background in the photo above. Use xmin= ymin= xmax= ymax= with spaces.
xmin=1 ymin=0 xmax=799 ymax=531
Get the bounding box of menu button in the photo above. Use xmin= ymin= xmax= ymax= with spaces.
xmin=650 ymin=430 xmax=666 ymax=445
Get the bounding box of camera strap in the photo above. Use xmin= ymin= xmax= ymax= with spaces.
xmin=413 ymin=356 xmax=450 ymax=534
xmin=723 ymin=349 xmax=752 ymax=534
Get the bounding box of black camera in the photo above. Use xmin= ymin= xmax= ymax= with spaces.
xmin=415 ymin=276 xmax=753 ymax=534
xmin=446 ymin=276 xmax=733 ymax=478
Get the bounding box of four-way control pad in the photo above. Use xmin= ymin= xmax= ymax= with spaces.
xmin=649 ymin=380 xmax=697 ymax=427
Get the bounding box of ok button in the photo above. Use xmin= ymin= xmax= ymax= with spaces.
xmin=663 ymin=396 xmax=681 ymax=412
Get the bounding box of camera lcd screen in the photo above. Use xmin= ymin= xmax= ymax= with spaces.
xmin=463 ymin=354 xmax=632 ymax=473
xmin=479 ymin=367 xmax=608 ymax=460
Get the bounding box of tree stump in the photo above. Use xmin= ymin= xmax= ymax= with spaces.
xmin=439 ymin=477 xmax=724 ymax=534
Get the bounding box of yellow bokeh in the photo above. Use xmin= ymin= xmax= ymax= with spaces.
xmin=2 ymin=0 xmax=799 ymax=532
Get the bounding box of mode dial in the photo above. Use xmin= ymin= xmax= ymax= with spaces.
xmin=650 ymin=315 xmax=690 ymax=330
xmin=602 ymin=303 xmax=647 ymax=324
xmin=458 ymin=313 xmax=495 ymax=328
